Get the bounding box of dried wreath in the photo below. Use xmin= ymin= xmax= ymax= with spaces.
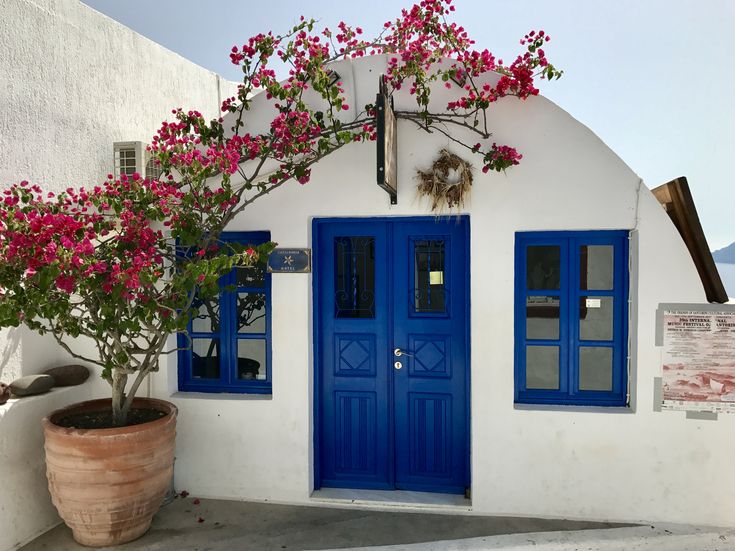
xmin=416 ymin=149 xmax=473 ymax=212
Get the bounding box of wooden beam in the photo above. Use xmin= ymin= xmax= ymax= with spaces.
xmin=651 ymin=177 xmax=729 ymax=303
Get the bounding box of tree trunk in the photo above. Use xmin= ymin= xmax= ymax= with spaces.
xmin=120 ymin=366 xmax=151 ymax=425
xmin=111 ymin=371 xmax=128 ymax=426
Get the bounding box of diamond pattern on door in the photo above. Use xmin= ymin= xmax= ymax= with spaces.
xmin=409 ymin=335 xmax=451 ymax=378
xmin=335 ymin=334 xmax=375 ymax=376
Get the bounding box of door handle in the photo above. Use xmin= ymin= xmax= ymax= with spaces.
xmin=394 ymin=348 xmax=413 ymax=357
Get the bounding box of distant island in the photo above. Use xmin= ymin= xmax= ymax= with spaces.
xmin=713 ymin=242 xmax=735 ymax=264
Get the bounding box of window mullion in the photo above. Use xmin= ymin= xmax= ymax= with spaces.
xmin=566 ymin=236 xmax=577 ymax=397
xmin=222 ymin=270 xmax=235 ymax=386
xmin=613 ymin=235 xmax=625 ymax=396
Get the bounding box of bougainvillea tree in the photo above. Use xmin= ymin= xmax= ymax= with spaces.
xmin=0 ymin=0 xmax=561 ymax=426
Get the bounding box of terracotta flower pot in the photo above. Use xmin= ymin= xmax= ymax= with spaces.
xmin=42 ymin=398 xmax=177 ymax=547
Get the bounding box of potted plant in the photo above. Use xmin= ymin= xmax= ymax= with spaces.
xmin=0 ymin=0 xmax=559 ymax=545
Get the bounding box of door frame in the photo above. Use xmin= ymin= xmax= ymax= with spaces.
xmin=312 ymin=215 xmax=471 ymax=494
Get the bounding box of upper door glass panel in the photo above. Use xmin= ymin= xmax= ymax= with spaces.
xmin=414 ymin=239 xmax=447 ymax=314
xmin=334 ymin=237 xmax=376 ymax=318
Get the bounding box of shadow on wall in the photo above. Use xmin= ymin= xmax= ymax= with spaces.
xmin=0 ymin=326 xmax=70 ymax=383
xmin=0 ymin=327 xmax=23 ymax=382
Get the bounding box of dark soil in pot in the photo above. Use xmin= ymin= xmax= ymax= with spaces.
xmin=55 ymin=407 xmax=166 ymax=429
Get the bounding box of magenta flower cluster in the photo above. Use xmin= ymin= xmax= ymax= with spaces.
xmin=0 ymin=0 xmax=560 ymax=425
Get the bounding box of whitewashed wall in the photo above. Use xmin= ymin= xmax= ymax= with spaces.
xmin=151 ymin=55 xmax=735 ymax=528
xmin=0 ymin=1 xmax=236 ymax=549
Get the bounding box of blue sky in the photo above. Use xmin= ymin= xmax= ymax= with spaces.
xmin=81 ymin=0 xmax=735 ymax=249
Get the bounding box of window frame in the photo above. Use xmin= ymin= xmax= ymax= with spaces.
xmin=514 ymin=230 xmax=629 ymax=407
xmin=177 ymin=231 xmax=272 ymax=394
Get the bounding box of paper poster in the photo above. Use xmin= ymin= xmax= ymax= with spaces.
xmin=661 ymin=308 xmax=735 ymax=412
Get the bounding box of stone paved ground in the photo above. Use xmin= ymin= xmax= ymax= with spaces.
xmin=21 ymin=497 xmax=627 ymax=551
xmin=21 ymin=498 xmax=735 ymax=551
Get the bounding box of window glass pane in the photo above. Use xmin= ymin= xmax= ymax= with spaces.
xmin=526 ymin=296 xmax=559 ymax=340
xmin=526 ymin=345 xmax=559 ymax=389
xmin=579 ymin=347 xmax=613 ymax=391
xmin=237 ymin=292 xmax=266 ymax=333
xmin=580 ymin=296 xmax=613 ymax=341
xmin=191 ymin=339 xmax=220 ymax=379
xmin=526 ymin=246 xmax=560 ymax=290
xmin=237 ymin=339 xmax=266 ymax=380
xmin=414 ymin=240 xmax=446 ymax=313
xmin=580 ymin=245 xmax=613 ymax=290
xmin=191 ymin=296 xmax=219 ymax=333
xmin=335 ymin=237 xmax=375 ymax=318
xmin=237 ymin=264 xmax=265 ymax=288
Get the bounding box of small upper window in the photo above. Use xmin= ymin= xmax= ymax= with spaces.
xmin=145 ymin=150 xmax=163 ymax=179
xmin=178 ymin=232 xmax=272 ymax=394
xmin=113 ymin=142 xmax=161 ymax=179
xmin=515 ymin=231 xmax=629 ymax=406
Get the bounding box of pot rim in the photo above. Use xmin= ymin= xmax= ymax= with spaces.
xmin=42 ymin=397 xmax=177 ymax=436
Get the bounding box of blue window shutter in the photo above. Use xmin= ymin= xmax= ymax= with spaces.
xmin=515 ymin=231 xmax=629 ymax=407
xmin=178 ymin=231 xmax=272 ymax=394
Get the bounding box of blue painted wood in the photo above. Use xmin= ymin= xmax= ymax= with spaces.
xmin=178 ymin=231 xmax=272 ymax=394
xmin=514 ymin=230 xmax=628 ymax=406
xmin=314 ymin=217 xmax=469 ymax=494
xmin=392 ymin=220 xmax=468 ymax=494
xmin=317 ymin=220 xmax=391 ymax=489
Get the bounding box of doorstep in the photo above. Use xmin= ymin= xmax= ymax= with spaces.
xmin=310 ymin=488 xmax=472 ymax=514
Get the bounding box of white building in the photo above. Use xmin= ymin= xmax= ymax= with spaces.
xmin=1 ymin=1 xmax=732 ymax=550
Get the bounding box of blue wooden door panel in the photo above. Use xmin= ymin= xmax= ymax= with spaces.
xmin=316 ymin=217 xmax=469 ymax=494
xmin=318 ymin=221 xmax=391 ymax=489
xmin=392 ymin=220 xmax=468 ymax=493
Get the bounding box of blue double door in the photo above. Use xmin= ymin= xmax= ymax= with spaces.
xmin=315 ymin=217 xmax=469 ymax=494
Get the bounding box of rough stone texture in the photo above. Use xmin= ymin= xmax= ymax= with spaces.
xmin=9 ymin=375 xmax=54 ymax=397
xmin=43 ymin=365 xmax=89 ymax=387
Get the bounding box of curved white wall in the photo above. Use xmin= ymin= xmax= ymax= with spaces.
xmin=152 ymin=56 xmax=733 ymax=527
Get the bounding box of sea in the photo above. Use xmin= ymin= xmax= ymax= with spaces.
xmin=716 ymin=263 xmax=735 ymax=300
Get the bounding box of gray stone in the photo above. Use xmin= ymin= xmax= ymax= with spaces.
xmin=44 ymin=365 xmax=90 ymax=387
xmin=9 ymin=374 xmax=54 ymax=396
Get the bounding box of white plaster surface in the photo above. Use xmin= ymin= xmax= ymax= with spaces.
xmin=0 ymin=1 xmax=236 ymax=549
xmin=149 ymin=54 xmax=734 ymax=530
xmin=0 ymin=385 xmax=93 ymax=551
xmin=0 ymin=0 xmax=237 ymax=383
